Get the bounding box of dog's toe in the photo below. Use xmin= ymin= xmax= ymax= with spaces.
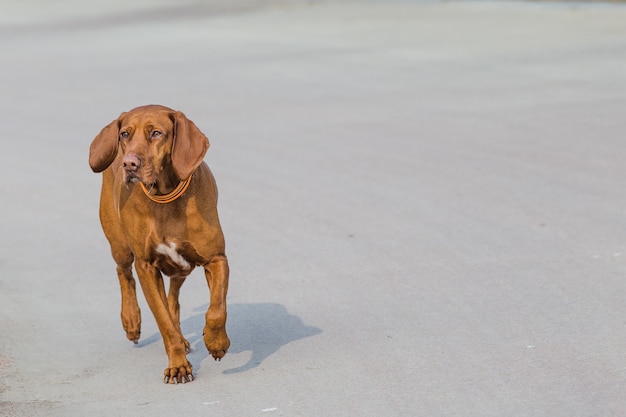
xmin=210 ymin=349 xmax=227 ymax=361
xmin=163 ymin=363 xmax=194 ymax=384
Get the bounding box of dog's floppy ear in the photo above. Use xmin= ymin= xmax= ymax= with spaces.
xmin=89 ymin=115 xmax=124 ymax=173
xmin=170 ymin=111 xmax=210 ymax=181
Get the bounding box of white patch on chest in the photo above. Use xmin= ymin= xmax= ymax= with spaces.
xmin=155 ymin=242 xmax=191 ymax=269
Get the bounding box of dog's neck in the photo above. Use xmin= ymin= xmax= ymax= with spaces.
xmin=154 ymin=165 xmax=180 ymax=195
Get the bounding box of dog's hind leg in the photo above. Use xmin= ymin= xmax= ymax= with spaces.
xmin=113 ymin=248 xmax=141 ymax=344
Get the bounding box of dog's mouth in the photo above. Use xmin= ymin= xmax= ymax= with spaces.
xmin=123 ymin=163 xmax=159 ymax=189
xmin=125 ymin=173 xmax=159 ymax=193
xmin=125 ymin=172 xmax=141 ymax=184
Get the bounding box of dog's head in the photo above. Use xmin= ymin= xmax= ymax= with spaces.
xmin=89 ymin=105 xmax=209 ymax=186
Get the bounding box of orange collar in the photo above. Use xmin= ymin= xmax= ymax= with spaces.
xmin=139 ymin=177 xmax=191 ymax=204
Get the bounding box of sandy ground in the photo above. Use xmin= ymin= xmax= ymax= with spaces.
xmin=1 ymin=0 xmax=626 ymax=415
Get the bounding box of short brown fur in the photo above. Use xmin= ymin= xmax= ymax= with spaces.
xmin=89 ymin=105 xmax=229 ymax=384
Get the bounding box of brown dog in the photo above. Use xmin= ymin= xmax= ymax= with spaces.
xmin=89 ymin=105 xmax=229 ymax=384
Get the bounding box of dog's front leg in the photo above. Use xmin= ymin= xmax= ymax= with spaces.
xmin=135 ymin=261 xmax=193 ymax=383
xmin=203 ymin=255 xmax=230 ymax=360
xmin=167 ymin=276 xmax=190 ymax=353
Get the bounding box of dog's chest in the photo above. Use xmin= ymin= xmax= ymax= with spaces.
xmin=152 ymin=241 xmax=195 ymax=277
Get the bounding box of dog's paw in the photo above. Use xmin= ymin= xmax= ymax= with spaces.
xmin=125 ymin=330 xmax=141 ymax=344
xmin=163 ymin=363 xmax=194 ymax=384
xmin=203 ymin=328 xmax=230 ymax=361
xmin=210 ymin=349 xmax=227 ymax=361
xmin=121 ymin=306 xmax=141 ymax=344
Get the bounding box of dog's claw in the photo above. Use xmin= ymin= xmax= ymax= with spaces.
xmin=163 ymin=363 xmax=193 ymax=384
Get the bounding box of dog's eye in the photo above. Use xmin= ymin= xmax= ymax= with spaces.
xmin=151 ymin=131 xmax=163 ymax=139
xmin=120 ymin=131 xmax=129 ymax=139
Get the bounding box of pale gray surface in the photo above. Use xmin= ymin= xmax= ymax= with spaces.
xmin=1 ymin=1 xmax=626 ymax=416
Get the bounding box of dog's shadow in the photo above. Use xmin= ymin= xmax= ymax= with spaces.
xmin=139 ymin=303 xmax=321 ymax=374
